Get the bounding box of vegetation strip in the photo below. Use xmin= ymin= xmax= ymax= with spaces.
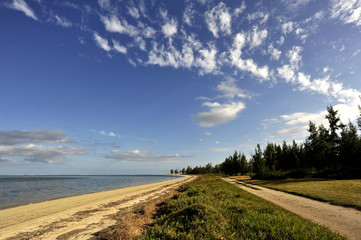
xmin=137 ymin=176 xmax=345 ymax=239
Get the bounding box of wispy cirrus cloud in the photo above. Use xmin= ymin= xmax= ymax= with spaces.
xmin=7 ymin=0 xmax=38 ymax=21
xmin=106 ymin=149 xmax=181 ymax=162
xmin=330 ymin=0 xmax=361 ymax=26
xmin=93 ymin=32 xmax=111 ymax=51
xmin=48 ymin=13 xmax=72 ymax=28
xmin=101 ymin=15 xmax=139 ymax=37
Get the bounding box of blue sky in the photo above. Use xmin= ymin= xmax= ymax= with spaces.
xmin=1 ymin=0 xmax=361 ymax=175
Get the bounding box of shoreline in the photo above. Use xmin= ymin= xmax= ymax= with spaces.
xmin=0 ymin=175 xmax=183 ymax=210
xmin=0 ymin=175 xmax=196 ymax=239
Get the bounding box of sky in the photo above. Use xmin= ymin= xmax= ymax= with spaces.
xmin=0 ymin=0 xmax=361 ymax=175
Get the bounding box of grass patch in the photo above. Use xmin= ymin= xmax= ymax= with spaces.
xmin=137 ymin=176 xmax=345 ymax=239
xmin=245 ymin=178 xmax=361 ymax=210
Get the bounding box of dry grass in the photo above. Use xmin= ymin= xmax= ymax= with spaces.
xmin=244 ymin=178 xmax=361 ymax=210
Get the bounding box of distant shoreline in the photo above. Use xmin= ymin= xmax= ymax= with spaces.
xmin=0 ymin=175 xmax=182 ymax=210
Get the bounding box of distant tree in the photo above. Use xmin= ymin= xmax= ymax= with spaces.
xmin=181 ymin=168 xmax=186 ymax=175
xmin=175 ymin=169 xmax=179 ymax=174
xmin=252 ymin=144 xmax=266 ymax=176
xmin=325 ymin=106 xmax=344 ymax=166
xmin=170 ymin=169 xmax=174 ymax=175
xmin=357 ymin=96 xmax=361 ymax=130
xmin=186 ymin=166 xmax=193 ymax=174
xmin=240 ymin=153 xmax=248 ymax=175
xmin=340 ymin=121 xmax=359 ymax=169
xmin=264 ymin=143 xmax=276 ymax=171
xmin=205 ymin=163 xmax=213 ymax=174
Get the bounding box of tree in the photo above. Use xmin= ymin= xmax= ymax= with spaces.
xmin=252 ymin=144 xmax=266 ymax=176
xmin=340 ymin=121 xmax=359 ymax=169
xmin=240 ymin=153 xmax=248 ymax=175
xmin=181 ymin=168 xmax=186 ymax=175
xmin=357 ymin=96 xmax=361 ymax=130
xmin=175 ymin=169 xmax=179 ymax=174
xmin=325 ymin=106 xmax=344 ymax=167
xmin=264 ymin=143 xmax=276 ymax=171
xmin=170 ymin=169 xmax=174 ymax=175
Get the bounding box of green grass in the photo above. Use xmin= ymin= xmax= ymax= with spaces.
xmin=137 ymin=176 xmax=345 ymax=240
xmin=244 ymin=178 xmax=361 ymax=210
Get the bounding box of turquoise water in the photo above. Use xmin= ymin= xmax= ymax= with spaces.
xmin=0 ymin=175 xmax=181 ymax=209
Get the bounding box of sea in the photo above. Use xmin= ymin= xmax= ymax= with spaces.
xmin=0 ymin=175 xmax=181 ymax=209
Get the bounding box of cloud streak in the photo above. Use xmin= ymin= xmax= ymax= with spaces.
xmin=107 ymin=149 xmax=181 ymax=162
xmin=8 ymin=0 xmax=38 ymax=21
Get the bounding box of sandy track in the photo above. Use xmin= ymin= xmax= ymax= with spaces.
xmin=0 ymin=175 xmax=196 ymax=240
xmin=223 ymin=178 xmax=361 ymax=240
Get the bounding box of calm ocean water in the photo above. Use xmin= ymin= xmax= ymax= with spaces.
xmin=0 ymin=175 xmax=181 ymax=209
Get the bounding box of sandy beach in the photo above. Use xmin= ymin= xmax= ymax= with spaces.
xmin=0 ymin=175 xmax=196 ymax=240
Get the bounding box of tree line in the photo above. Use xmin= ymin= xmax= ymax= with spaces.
xmin=173 ymin=105 xmax=361 ymax=179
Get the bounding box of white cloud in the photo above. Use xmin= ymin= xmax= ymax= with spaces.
xmin=233 ymin=1 xmax=246 ymax=16
xmin=248 ymin=26 xmax=268 ymax=49
xmin=277 ymin=64 xmax=296 ymax=83
xmin=138 ymin=22 xmax=156 ymax=38
xmin=204 ymin=131 xmax=212 ymax=136
xmin=268 ymin=44 xmax=282 ymax=60
xmin=195 ymin=45 xmax=217 ymax=75
xmin=98 ymin=0 xmax=110 ymax=9
xmin=230 ymin=33 xmax=270 ymax=80
xmin=205 ymin=2 xmax=232 ymax=38
xmin=282 ymin=21 xmax=294 ymax=34
xmin=162 ymin=18 xmax=178 ymax=37
xmin=217 ymin=78 xmax=249 ymax=99
xmin=135 ymin=36 xmax=146 ymax=51
xmin=276 ymin=36 xmax=285 ymax=45
xmin=0 ymin=144 xmax=84 ymax=164
xmin=282 ymin=0 xmax=311 ymax=11
xmin=51 ymin=14 xmax=72 ymax=28
xmin=340 ymin=44 xmax=345 ymax=51
xmin=128 ymin=6 xmax=140 ymax=19
xmin=210 ymin=147 xmax=233 ymax=152
xmin=101 ymin=15 xmax=139 ymax=37
xmin=0 ymin=129 xmax=72 ymax=145
xmin=330 ymin=0 xmax=361 ymax=26
xmin=247 ymin=11 xmax=269 ymax=24
xmin=195 ymin=101 xmax=246 ymax=127
xmin=287 ymin=46 xmax=303 ymax=69
xmin=269 ymin=126 xmax=308 ymax=138
xmin=107 ymin=149 xmax=181 ymax=162
xmin=93 ymin=32 xmax=111 ymax=52
xmin=8 ymin=0 xmax=38 ymax=21
xmin=112 ymin=40 xmax=127 ymax=54
xmin=183 ymin=4 xmax=195 ymax=26
xmin=99 ymin=130 xmax=117 ymax=137
xmin=352 ymin=49 xmax=361 ymax=57
xmin=147 ymin=41 xmax=195 ymax=69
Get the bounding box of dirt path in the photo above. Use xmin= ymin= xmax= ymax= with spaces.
xmin=223 ymin=178 xmax=361 ymax=240
xmin=0 ymin=175 xmax=196 ymax=240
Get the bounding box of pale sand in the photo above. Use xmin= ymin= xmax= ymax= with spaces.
xmin=0 ymin=175 xmax=196 ymax=240
xmin=223 ymin=177 xmax=361 ymax=240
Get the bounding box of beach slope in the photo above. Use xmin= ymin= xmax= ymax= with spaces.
xmin=0 ymin=175 xmax=196 ymax=240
